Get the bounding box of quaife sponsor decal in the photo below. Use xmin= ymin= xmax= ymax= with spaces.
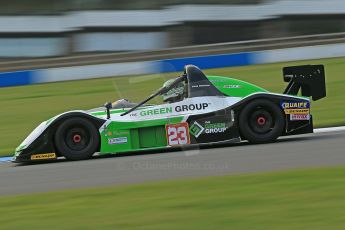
xmin=290 ymin=114 xmax=310 ymax=121
xmin=108 ymin=137 xmax=128 ymax=145
xmin=31 ymin=153 xmax=56 ymax=160
xmin=280 ymin=100 xmax=310 ymax=115
xmin=281 ymin=101 xmax=309 ymax=109
xmin=139 ymin=103 xmax=209 ymax=116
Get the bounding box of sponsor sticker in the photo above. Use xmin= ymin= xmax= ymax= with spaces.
xmin=190 ymin=122 xmax=205 ymax=138
xmin=139 ymin=103 xmax=209 ymax=116
xmin=31 ymin=153 xmax=56 ymax=160
xmin=280 ymin=101 xmax=310 ymax=115
xmin=290 ymin=114 xmax=310 ymax=121
xmin=140 ymin=107 xmax=173 ymax=116
xmin=108 ymin=137 xmax=128 ymax=145
xmin=189 ymin=120 xmax=230 ymax=137
xmin=106 ymin=130 xmax=129 ymax=137
xmin=210 ymin=79 xmax=227 ymax=83
xmin=166 ymin=122 xmax=190 ymax=146
xmin=204 ymin=121 xmax=227 ymax=134
xmin=175 ymin=103 xmax=209 ymax=112
xmin=191 ymin=84 xmax=211 ymax=88
xmin=284 ymin=109 xmax=310 ymax=115
xmin=223 ymin=85 xmax=241 ymax=89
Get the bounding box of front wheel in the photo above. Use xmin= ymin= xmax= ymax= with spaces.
xmin=239 ymin=99 xmax=285 ymax=144
xmin=54 ymin=117 xmax=100 ymax=160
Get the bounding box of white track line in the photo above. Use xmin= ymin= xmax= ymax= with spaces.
xmin=314 ymin=126 xmax=345 ymax=133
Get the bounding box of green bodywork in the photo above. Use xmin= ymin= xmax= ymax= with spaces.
xmin=208 ymin=76 xmax=268 ymax=96
xmin=91 ymin=76 xmax=268 ymax=154
xmin=97 ymin=117 xmax=184 ymax=154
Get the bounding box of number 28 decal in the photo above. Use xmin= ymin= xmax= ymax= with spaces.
xmin=166 ymin=122 xmax=191 ymax=146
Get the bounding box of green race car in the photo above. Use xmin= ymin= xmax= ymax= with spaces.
xmin=13 ymin=64 xmax=326 ymax=163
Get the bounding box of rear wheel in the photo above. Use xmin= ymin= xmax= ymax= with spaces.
xmin=239 ymin=99 xmax=285 ymax=144
xmin=54 ymin=117 xmax=99 ymax=160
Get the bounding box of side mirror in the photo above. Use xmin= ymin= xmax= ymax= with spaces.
xmin=104 ymin=102 xmax=112 ymax=119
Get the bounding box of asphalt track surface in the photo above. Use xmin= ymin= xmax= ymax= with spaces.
xmin=0 ymin=130 xmax=344 ymax=196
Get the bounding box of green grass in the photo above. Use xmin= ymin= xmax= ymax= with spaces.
xmin=1 ymin=56 xmax=345 ymax=156
xmin=0 ymin=166 xmax=345 ymax=229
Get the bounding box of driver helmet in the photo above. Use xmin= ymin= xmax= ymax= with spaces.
xmin=161 ymin=79 xmax=185 ymax=103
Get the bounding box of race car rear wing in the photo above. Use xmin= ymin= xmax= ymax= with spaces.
xmin=283 ymin=64 xmax=326 ymax=101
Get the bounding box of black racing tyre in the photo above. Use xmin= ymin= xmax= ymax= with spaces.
xmin=239 ymin=99 xmax=285 ymax=144
xmin=54 ymin=117 xmax=99 ymax=161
